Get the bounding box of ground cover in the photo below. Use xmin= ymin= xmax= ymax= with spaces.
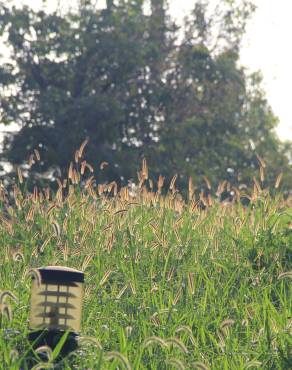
xmin=0 ymin=158 xmax=291 ymax=369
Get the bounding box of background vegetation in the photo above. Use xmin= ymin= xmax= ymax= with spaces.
xmin=0 ymin=0 xmax=291 ymax=191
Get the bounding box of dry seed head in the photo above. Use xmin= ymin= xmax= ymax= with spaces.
xmin=173 ymin=287 xmax=182 ymax=305
xmin=105 ymin=351 xmax=131 ymax=370
xmin=68 ymin=162 xmax=74 ymax=179
xmin=174 ymin=227 xmax=181 ymax=243
xmin=100 ymin=161 xmax=109 ymax=170
xmin=61 ymin=242 xmax=69 ymax=262
xmin=74 ymin=150 xmax=80 ymax=163
xmin=192 ymin=362 xmax=210 ymax=370
xmin=130 ymin=282 xmax=136 ymax=295
xmin=203 ymin=176 xmax=211 ymax=190
xmin=244 ymin=361 xmax=262 ymax=369
xmin=26 ymin=268 xmax=42 ymax=286
xmin=217 ymin=330 xmax=225 ymax=348
xmin=166 ymin=337 xmax=188 ymax=354
xmin=134 ymin=249 xmax=141 ymax=263
xmin=256 ymin=154 xmax=266 ymax=168
xmin=81 ymin=160 xmax=86 ymax=175
xmin=17 ymin=166 xmax=23 ymax=184
xmin=169 ymin=174 xmax=178 ymax=191
xmin=81 ymin=254 xmax=93 ymax=271
xmin=46 ymin=204 xmax=56 ymax=216
xmin=253 ymin=177 xmax=261 ymax=194
xmin=274 ymin=173 xmax=283 ymax=189
xmin=56 ymin=177 xmax=63 ymax=188
xmin=188 ymin=177 xmax=194 ymax=201
xmin=207 ymin=193 xmax=213 ymax=206
xmin=108 ymin=181 xmax=118 ymax=196
xmin=86 ymin=162 xmax=94 ymax=173
xmin=151 ymin=282 xmax=159 ymax=292
xmin=259 ymin=166 xmax=265 ymax=183
xmin=72 ymin=169 xmax=80 ymax=184
xmin=9 ymin=349 xmax=19 ymax=362
xmin=143 ymin=336 xmax=168 ymax=349
xmin=114 ymin=209 xmax=128 ymax=216
xmin=220 ymin=319 xmax=235 ymax=333
xmin=33 ymin=186 xmax=38 ymax=203
xmin=199 ymin=195 xmax=208 ymax=209
xmin=34 ymin=149 xmax=41 ymax=161
xmin=125 ymin=326 xmax=133 ymax=338
xmin=116 ymin=284 xmax=128 ymax=299
xmin=106 ymin=232 xmax=114 ymax=253
xmin=28 ymin=154 xmax=35 ymax=167
xmin=51 ymin=220 xmax=61 ymax=238
xmin=175 ymin=325 xmax=196 ymax=345
xmin=44 ymin=187 xmax=50 ymax=201
xmin=85 ymin=176 xmax=94 ymax=188
xmin=31 ymin=363 xmax=57 ymax=369
xmin=88 ymin=184 xmax=97 ymax=199
xmin=97 ymin=183 xmax=105 ymax=195
xmin=150 ymin=313 xmax=161 ymax=327
xmin=187 ymin=272 xmax=195 ymax=295
xmin=142 ymin=158 xmax=148 ymax=180
xmin=12 ymin=251 xmax=25 ymax=262
xmin=157 ymin=175 xmax=165 ymax=192
xmin=77 ymin=336 xmax=102 ymax=350
xmin=25 ymin=205 xmax=35 ymax=222
xmin=166 ymin=267 xmax=175 ymax=281
xmin=190 ymin=199 xmax=199 ymax=212
xmin=35 ymin=346 xmax=52 ymax=362
xmin=99 ymin=269 xmax=113 ymax=286
xmin=166 ymin=358 xmax=186 ymax=370
xmin=78 ymin=139 xmax=89 ymax=158
xmin=278 ymin=271 xmax=292 ymax=280
xmin=0 ymin=291 xmax=17 ymax=305
xmin=148 ymin=179 xmax=153 ymax=190
xmin=0 ymin=304 xmax=13 ymax=322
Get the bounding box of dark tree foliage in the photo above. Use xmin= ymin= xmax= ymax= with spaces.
xmin=0 ymin=0 xmax=291 ymax=190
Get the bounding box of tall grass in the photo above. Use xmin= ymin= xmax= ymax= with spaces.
xmin=0 ymin=145 xmax=291 ymax=369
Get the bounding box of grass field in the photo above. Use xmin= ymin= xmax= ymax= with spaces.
xmin=0 ymin=154 xmax=291 ymax=369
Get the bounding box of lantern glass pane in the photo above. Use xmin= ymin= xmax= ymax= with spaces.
xmin=29 ymin=267 xmax=84 ymax=333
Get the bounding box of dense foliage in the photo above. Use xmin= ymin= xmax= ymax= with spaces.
xmin=0 ymin=157 xmax=291 ymax=369
xmin=0 ymin=0 xmax=291 ymax=190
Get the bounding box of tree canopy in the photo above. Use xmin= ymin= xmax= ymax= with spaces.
xmin=0 ymin=0 xmax=291 ymax=191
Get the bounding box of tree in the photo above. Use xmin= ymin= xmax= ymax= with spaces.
xmin=145 ymin=1 xmax=292 ymax=191
xmin=0 ymin=0 xmax=172 ymax=184
xmin=0 ymin=0 xmax=291 ymax=191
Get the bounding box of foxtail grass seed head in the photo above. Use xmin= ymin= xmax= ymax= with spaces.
xmin=17 ymin=166 xmax=23 ymax=184
xmin=274 ymin=173 xmax=283 ymax=189
xmin=78 ymin=139 xmax=89 ymax=158
xmin=105 ymin=352 xmax=131 ymax=370
xmin=34 ymin=149 xmax=41 ymax=161
xmin=143 ymin=336 xmax=168 ymax=349
xmin=166 ymin=358 xmax=186 ymax=370
xmin=166 ymin=337 xmax=188 ymax=354
xmin=278 ymin=271 xmax=292 ymax=280
xmin=192 ymin=362 xmax=210 ymax=370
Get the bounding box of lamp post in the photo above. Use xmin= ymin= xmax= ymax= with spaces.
xmin=28 ymin=266 xmax=84 ymax=358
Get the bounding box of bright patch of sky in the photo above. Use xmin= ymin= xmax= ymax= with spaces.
xmin=169 ymin=0 xmax=292 ymax=141
xmin=1 ymin=0 xmax=292 ymax=141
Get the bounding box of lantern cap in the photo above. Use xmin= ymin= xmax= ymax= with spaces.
xmin=37 ymin=266 xmax=84 ymax=284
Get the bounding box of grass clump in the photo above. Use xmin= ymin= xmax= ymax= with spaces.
xmin=0 ymin=152 xmax=291 ymax=369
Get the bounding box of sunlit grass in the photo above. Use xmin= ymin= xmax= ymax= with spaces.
xmin=0 ymin=145 xmax=291 ymax=369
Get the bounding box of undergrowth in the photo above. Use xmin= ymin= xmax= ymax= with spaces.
xmin=0 ymin=144 xmax=291 ymax=369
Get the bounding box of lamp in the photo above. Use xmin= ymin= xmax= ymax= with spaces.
xmin=28 ymin=266 xmax=84 ymax=359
